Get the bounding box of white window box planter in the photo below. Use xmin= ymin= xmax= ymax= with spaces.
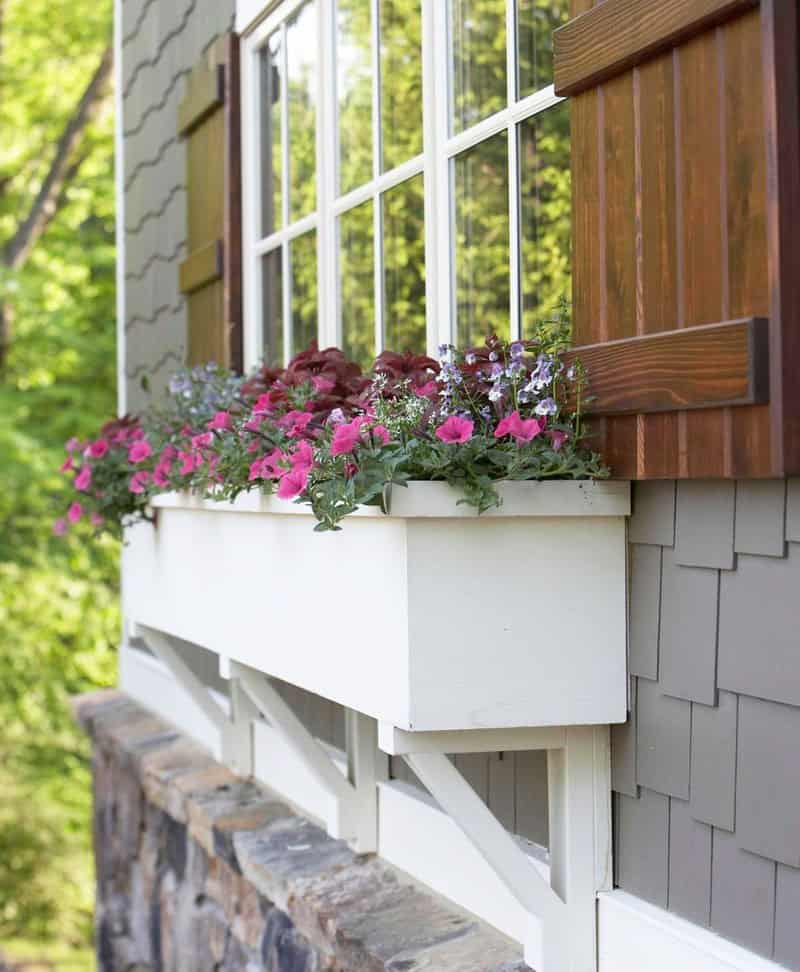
xmin=123 ymin=480 xmax=630 ymax=731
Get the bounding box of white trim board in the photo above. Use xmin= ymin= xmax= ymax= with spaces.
xmin=119 ymin=643 xmax=226 ymax=759
xmin=378 ymin=778 xmax=549 ymax=953
xmin=252 ymin=719 xmax=348 ymax=835
xmin=598 ymin=891 xmax=789 ymax=972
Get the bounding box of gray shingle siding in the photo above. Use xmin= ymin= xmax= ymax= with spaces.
xmin=614 ymin=478 xmax=800 ymax=967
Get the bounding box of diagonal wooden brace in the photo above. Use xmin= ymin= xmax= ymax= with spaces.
xmin=135 ymin=624 xmax=255 ymax=775
xmin=396 ymin=725 xmax=612 ymax=972
xmin=231 ymin=661 xmax=380 ymax=852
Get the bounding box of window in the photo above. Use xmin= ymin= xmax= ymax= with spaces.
xmin=242 ymin=0 xmax=570 ymax=369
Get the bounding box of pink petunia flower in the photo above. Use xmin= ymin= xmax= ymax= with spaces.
xmin=277 ymin=467 xmax=309 ymax=500
xmin=65 ymin=437 xmax=81 ymax=453
xmin=244 ymin=416 xmax=263 ymax=432
xmin=128 ymin=440 xmax=153 ymax=463
xmin=153 ymin=459 xmax=172 ymax=487
xmin=67 ymin=501 xmax=83 ymax=524
xmin=60 ymin=457 xmax=75 ymax=474
xmin=161 ymin=444 xmax=178 ymax=461
xmin=290 ymin=440 xmax=315 ymax=473
xmin=191 ymin=432 xmax=213 ymax=450
xmin=371 ymin=425 xmax=391 ymax=446
xmin=90 ymin=513 xmax=105 ymax=528
xmin=207 ymin=411 xmax=232 ymax=432
xmin=53 ymin=518 xmax=67 ymax=537
xmin=262 ymin=447 xmax=287 ymax=479
xmin=253 ymin=392 xmax=278 ymax=415
xmin=129 ymin=470 xmax=151 ymax=494
xmin=88 ymin=439 xmax=110 ymax=459
xmin=494 ymin=411 xmax=543 ymax=443
xmin=279 ymin=410 xmax=314 ymax=438
xmin=435 ymin=415 xmax=474 ymax=444
xmin=74 ymin=465 xmax=92 ymax=491
xmin=331 ymin=417 xmax=365 ymax=456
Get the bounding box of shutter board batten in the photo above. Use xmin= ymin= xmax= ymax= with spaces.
xmin=178 ymin=33 xmax=243 ymax=373
xmin=558 ymin=0 xmax=800 ymax=479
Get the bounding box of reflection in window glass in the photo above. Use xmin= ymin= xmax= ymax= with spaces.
xmin=287 ymin=2 xmax=317 ymax=220
xmin=337 ymin=0 xmax=373 ymax=194
xmin=454 ymin=132 xmax=510 ymax=346
xmin=260 ymin=32 xmax=283 ymax=237
xmin=383 ymin=175 xmax=426 ymax=352
xmin=450 ymin=0 xmax=507 ymax=134
xmin=340 ymin=201 xmax=375 ymax=368
xmin=262 ymin=249 xmax=284 ymax=365
xmin=291 ymin=230 xmax=318 ymax=355
xmin=380 ymin=0 xmax=423 ymax=172
xmin=517 ymin=0 xmax=569 ymax=99
xmin=519 ymin=102 xmax=571 ymax=339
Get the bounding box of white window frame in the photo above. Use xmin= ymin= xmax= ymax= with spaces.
xmin=241 ymin=0 xmax=565 ymax=371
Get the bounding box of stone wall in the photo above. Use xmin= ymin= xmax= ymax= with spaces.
xmin=75 ymin=691 xmax=530 ymax=972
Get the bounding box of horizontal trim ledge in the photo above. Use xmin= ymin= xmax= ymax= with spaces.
xmin=554 ymin=0 xmax=759 ymax=96
xmin=598 ymin=890 xmax=789 ymax=971
xmin=149 ymin=480 xmax=632 ymax=519
xmin=570 ymin=317 xmax=769 ymax=415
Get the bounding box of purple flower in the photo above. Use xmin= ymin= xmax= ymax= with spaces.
xmin=535 ymin=397 xmax=558 ymax=417
xmin=510 ymin=341 xmax=525 ymax=360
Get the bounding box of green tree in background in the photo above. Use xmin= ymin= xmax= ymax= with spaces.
xmin=0 ymin=0 xmax=116 ymax=961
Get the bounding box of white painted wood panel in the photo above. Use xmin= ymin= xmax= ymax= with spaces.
xmin=378 ymin=779 xmax=548 ymax=951
xmin=119 ymin=643 xmax=226 ymax=758
xmin=598 ymin=891 xmax=789 ymax=972
xmin=124 ymin=482 xmax=629 ymax=731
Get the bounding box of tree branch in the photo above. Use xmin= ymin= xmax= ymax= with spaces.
xmin=2 ymin=42 xmax=113 ymax=271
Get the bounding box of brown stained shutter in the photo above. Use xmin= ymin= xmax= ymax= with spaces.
xmin=554 ymin=0 xmax=800 ymax=478
xmin=177 ymin=34 xmax=243 ymax=373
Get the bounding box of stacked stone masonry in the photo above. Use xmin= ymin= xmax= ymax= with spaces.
xmin=614 ymin=478 xmax=800 ymax=968
xmin=75 ymin=690 xmax=530 ymax=972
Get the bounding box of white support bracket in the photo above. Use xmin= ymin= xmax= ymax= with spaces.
xmin=135 ymin=624 xmax=255 ymax=776
xmin=231 ymin=661 xmax=380 ymax=852
xmin=382 ymin=723 xmax=612 ymax=972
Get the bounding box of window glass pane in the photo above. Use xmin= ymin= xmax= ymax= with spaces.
xmin=262 ymin=249 xmax=284 ymax=365
xmin=287 ymin=2 xmax=317 ymax=220
xmin=517 ymin=0 xmax=569 ymax=98
xmin=291 ymin=230 xmax=318 ymax=355
xmin=383 ymin=174 xmax=426 ymax=352
xmin=454 ymin=132 xmax=510 ymax=346
xmin=260 ymin=32 xmax=283 ymax=236
xmin=450 ymin=0 xmax=507 ymax=134
xmin=340 ymin=201 xmax=375 ymax=368
xmin=380 ymin=0 xmax=423 ymax=172
xmin=519 ymin=102 xmax=571 ymax=339
xmin=337 ymin=0 xmax=373 ymax=194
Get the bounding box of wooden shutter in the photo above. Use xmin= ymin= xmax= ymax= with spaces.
xmin=177 ymin=34 xmax=243 ymax=373
xmin=554 ymin=0 xmax=800 ymax=478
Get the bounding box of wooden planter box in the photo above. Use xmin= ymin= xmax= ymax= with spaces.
xmin=123 ymin=481 xmax=630 ymax=731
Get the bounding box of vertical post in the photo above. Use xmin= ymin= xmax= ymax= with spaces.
xmin=222 ymin=677 xmax=260 ymax=777
xmin=346 ymin=710 xmax=385 ymax=853
xmin=548 ymin=726 xmax=609 ymax=971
